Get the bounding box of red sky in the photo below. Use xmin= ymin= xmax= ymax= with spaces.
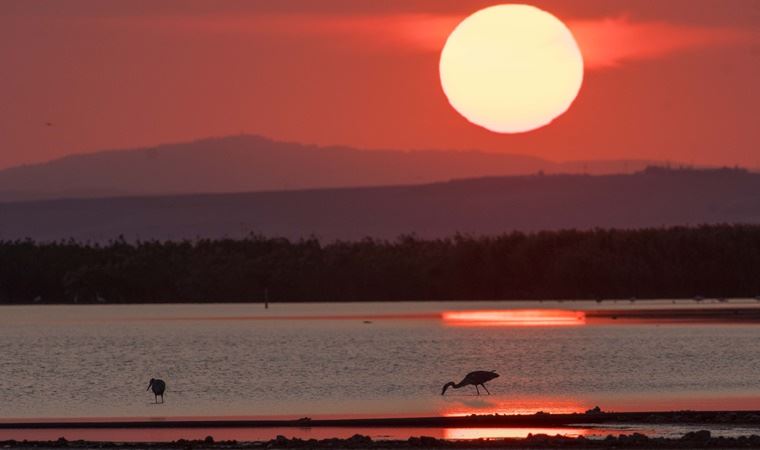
xmin=1 ymin=0 xmax=759 ymax=169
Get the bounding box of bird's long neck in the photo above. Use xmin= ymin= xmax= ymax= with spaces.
xmin=442 ymin=380 xmax=465 ymax=395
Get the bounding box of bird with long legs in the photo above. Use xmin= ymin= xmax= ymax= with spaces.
xmin=147 ymin=378 xmax=166 ymax=403
xmin=441 ymin=370 xmax=499 ymax=395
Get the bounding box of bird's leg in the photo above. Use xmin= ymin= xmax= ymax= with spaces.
xmin=475 ymin=385 xmax=480 ymax=395
xmin=155 ymin=394 xmax=158 ymax=404
xmin=482 ymin=384 xmax=491 ymax=395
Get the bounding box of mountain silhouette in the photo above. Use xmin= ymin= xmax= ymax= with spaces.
xmin=0 ymin=135 xmax=667 ymax=201
xmin=1 ymin=167 xmax=758 ymax=242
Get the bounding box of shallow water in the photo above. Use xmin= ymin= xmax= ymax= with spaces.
xmin=2 ymin=300 xmax=760 ymax=437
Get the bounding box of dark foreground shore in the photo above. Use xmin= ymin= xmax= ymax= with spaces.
xmin=3 ymin=411 xmax=760 ymax=449
xmin=4 ymin=430 xmax=760 ymax=450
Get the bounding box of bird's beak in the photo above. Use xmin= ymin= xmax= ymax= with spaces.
xmin=146 ymin=383 xmax=151 ymax=391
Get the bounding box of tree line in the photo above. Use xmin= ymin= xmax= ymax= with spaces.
xmin=1 ymin=224 xmax=759 ymax=303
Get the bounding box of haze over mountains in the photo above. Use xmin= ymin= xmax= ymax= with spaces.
xmin=0 ymin=135 xmax=670 ymax=201
xmin=2 ymin=167 xmax=759 ymax=242
xmin=1 ymin=135 xmax=752 ymax=242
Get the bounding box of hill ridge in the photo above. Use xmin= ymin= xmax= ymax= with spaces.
xmin=1 ymin=167 xmax=758 ymax=242
xmin=0 ymin=134 xmax=672 ymax=201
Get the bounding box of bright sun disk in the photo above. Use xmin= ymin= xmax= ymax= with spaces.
xmin=439 ymin=4 xmax=584 ymax=133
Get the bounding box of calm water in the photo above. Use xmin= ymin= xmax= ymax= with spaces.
xmin=2 ymin=301 xmax=760 ymax=439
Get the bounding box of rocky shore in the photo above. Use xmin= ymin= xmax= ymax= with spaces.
xmin=3 ymin=411 xmax=760 ymax=449
xmin=4 ymin=430 xmax=760 ymax=450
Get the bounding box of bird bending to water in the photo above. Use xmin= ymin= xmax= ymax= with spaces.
xmin=441 ymin=370 xmax=499 ymax=395
xmin=147 ymin=378 xmax=166 ymax=403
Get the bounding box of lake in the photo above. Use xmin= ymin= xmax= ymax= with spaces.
xmin=2 ymin=300 xmax=760 ymax=440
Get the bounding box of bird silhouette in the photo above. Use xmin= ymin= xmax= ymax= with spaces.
xmin=441 ymin=370 xmax=499 ymax=395
xmin=147 ymin=378 xmax=166 ymax=403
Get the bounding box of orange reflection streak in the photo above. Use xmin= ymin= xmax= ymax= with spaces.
xmin=442 ymin=398 xmax=585 ymax=417
xmin=442 ymin=309 xmax=586 ymax=327
xmin=444 ymin=427 xmax=589 ymax=440
xmin=441 ymin=398 xmax=589 ymax=441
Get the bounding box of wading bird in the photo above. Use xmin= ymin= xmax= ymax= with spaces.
xmin=441 ymin=370 xmax=499 ymax=395
xmin=147 ymin=378 xmax=166 ymax=403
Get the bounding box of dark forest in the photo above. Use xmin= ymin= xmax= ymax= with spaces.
xmin=2 ymin=225 xmax=759 ymax=303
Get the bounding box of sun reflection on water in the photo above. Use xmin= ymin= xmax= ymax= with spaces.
xmin=441 ymin=397 xmax=585 ymax=417
xmin=440 ymin=397 xmax=589 ymax=440
xmin=442 ymin=309 xmax=586 ymax=327
xmin=443 ymin=427 xmax=589 ymax=440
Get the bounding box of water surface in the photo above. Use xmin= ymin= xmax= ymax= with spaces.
xmin=2 ymin=300 xmax=760 ymax=439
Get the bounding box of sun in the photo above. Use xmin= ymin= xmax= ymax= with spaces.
xmin=439 ymin=4 xmax=584 ymax=133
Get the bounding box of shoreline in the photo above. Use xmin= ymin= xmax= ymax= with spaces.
xmin=3 ymin=412 xmax=760 ymax=448
xmin=3 ymin=431 xmax=760 ymax=449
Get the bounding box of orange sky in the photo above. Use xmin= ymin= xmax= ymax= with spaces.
xmin=1 ymin=0 xmax=759 ymax=169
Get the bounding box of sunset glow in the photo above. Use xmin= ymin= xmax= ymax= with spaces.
xmin=442 ymin=310 xmax=586 ymax=327
xmin=440 ymin=398 xmax=590 ymax=440
xmin=442 ymin=399 xmax=585 ymax=417
xmin=439 ymin=5 xmax=584 ymax=133
xmin=443 ymin=427 xmax=590 ymax=440
xmin=2 ymin=1 xmax=760 ymax=447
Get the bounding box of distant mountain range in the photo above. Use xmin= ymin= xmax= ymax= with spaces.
xmin=0 ymin=135 xmax=672 ymax=201
xmin=2 ymin=167 xmax=759 ymax=242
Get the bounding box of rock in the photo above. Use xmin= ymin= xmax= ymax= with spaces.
xmin=631 ymin=432 xmax=649 ymax=442
xmin=527 ymin=433 xmax=550 ymax=442
xmin=585 ymin=406 xmax=603 ymax=414
xmin=346 ymin=434 xmax=372 ymax=447
xmin=204 ymin=436 xmax=214 ymax=444
xmin=320 ymin=438 xmax=340 ymax=448
xmin=271 ymin=435 xmax=289 ymax=447
xmin=420 ymin=436 xmax=439 ymax=446
xmin=681 ymin=430 xmax=711 ymax=441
